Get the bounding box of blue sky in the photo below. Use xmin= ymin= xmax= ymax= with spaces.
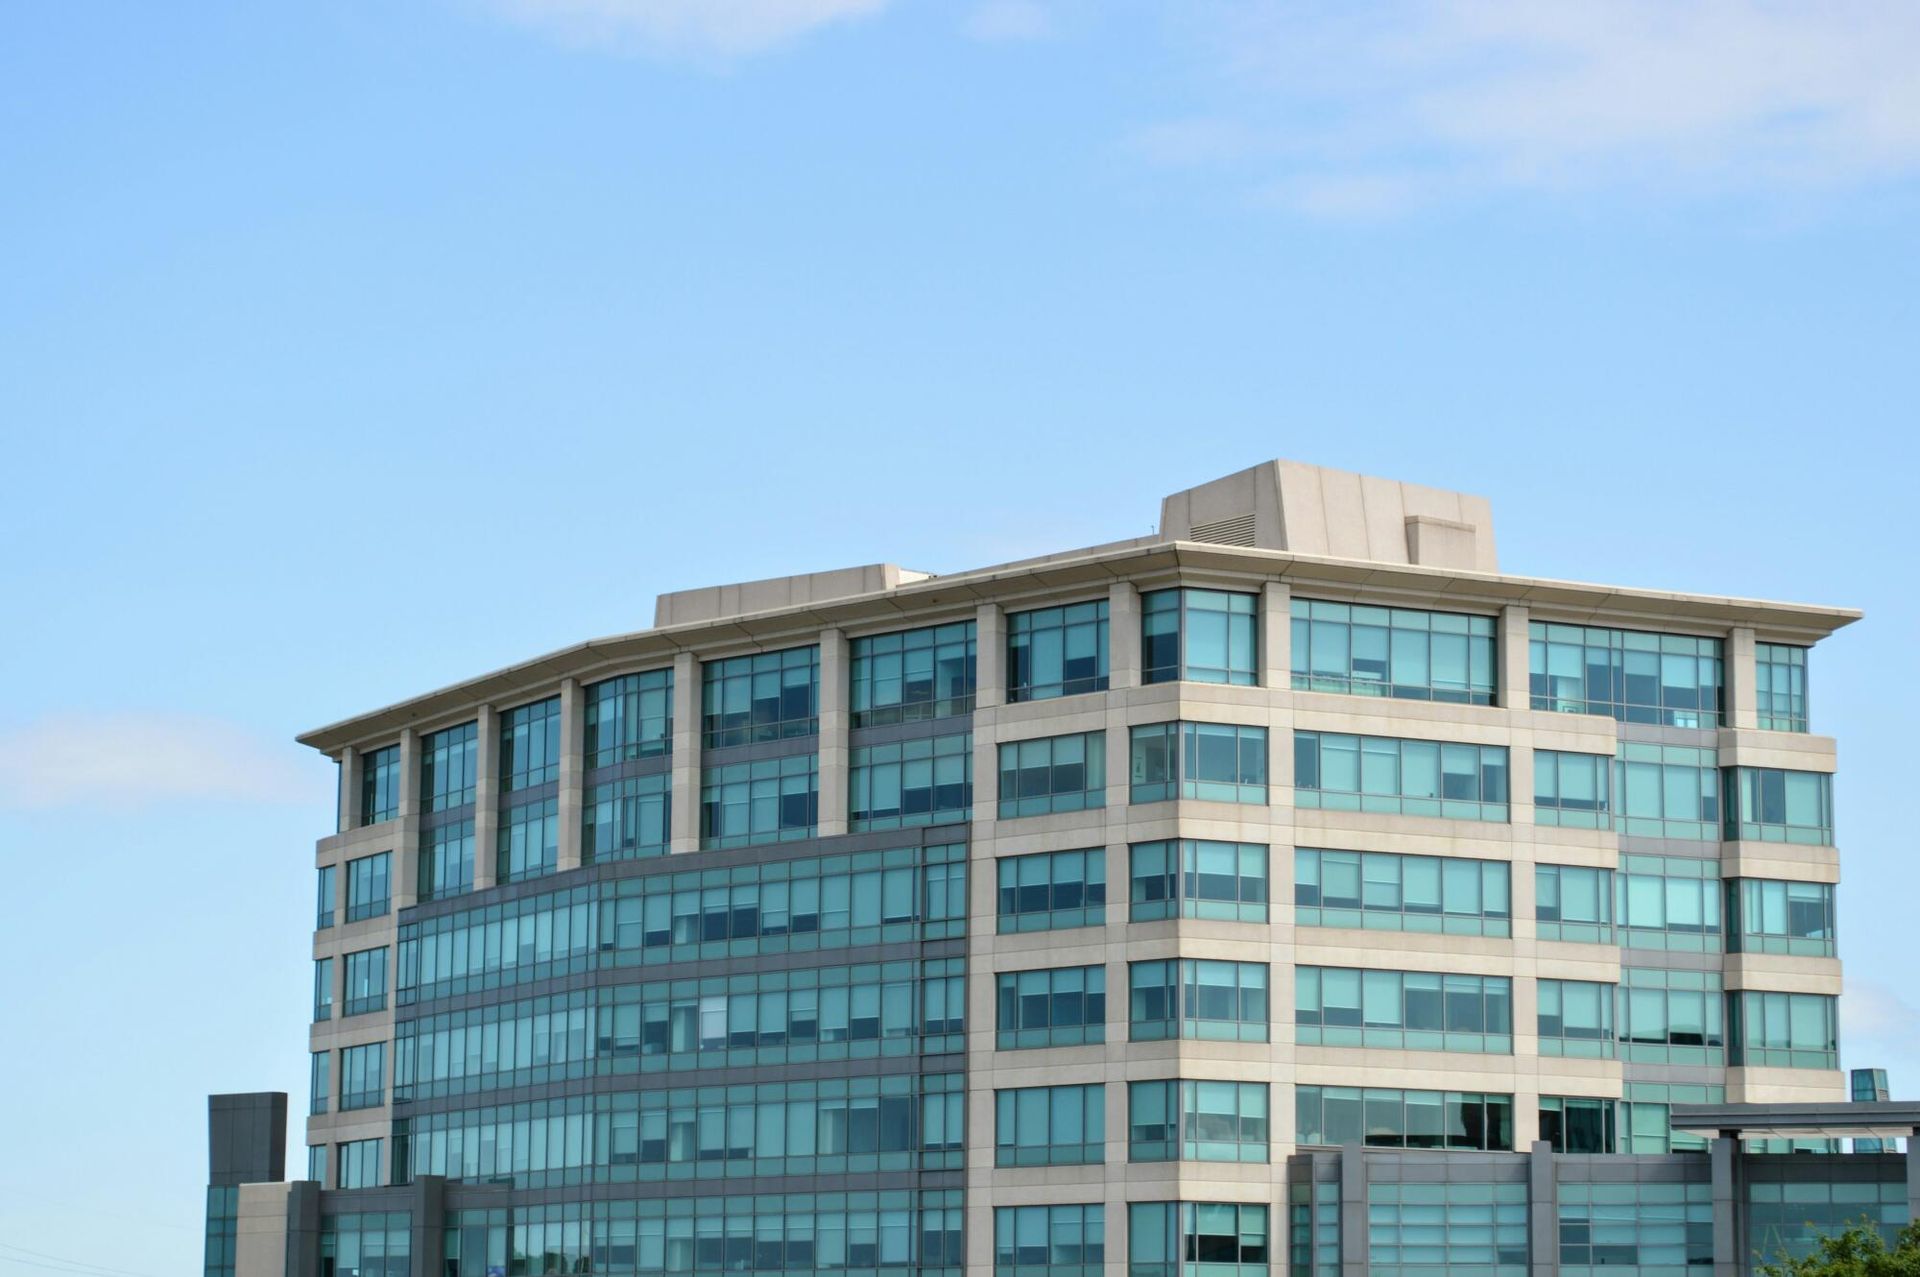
xmin=1 ymin=2 xmax=1916 ymax=1273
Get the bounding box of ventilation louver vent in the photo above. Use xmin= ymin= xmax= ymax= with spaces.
xmin=1190 ymin=513 xmax=1257 ymax=546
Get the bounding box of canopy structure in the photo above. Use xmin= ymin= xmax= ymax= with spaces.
xmin=1671 ymin=1101 xmax=1920 ymax=1141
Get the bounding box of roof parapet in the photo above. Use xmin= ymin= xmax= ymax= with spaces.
xmin=654 ymin=563 xmax=934 ymax=628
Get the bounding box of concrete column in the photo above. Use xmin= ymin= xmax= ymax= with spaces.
xmin=409 ymin=1176 xmax=445 ymax=1277
xmin=1726 ymin=626 xmax=1758 ymax=730
xmin=393 ymin=728 xmax=421 ymax=906
xmin=1905 ymin=1128 xmax=1920 ymax=1222
xmin=337 ymin=746 xmax=359 ymax=833
xmin=1262 ymin=580 xmax=1292 ymax=688
xmin=397 ymin=728 xmax=420 ymax=820
xmin=1108 ymin=582 xmax=1141 ymax=690
xmin=1339 ymin=1143 xmax=1366 ymax=1277
xmin=974 ymin=603 xmax=1005 ymax=709
xmin=1711 ymin=1134 xmax=1741 ymax=1277
xmin=557 ymin=678 xmax=586 ymax=871
xmin=669 ymin=652 xmax=700 ymax=853
xmin=472 ymin=705 xmax=500 ymax=889
xmin=817 ymin=628 xmax=851 ymax=836
xmin=1499 ymin=605 xmax=1531 ymax=710
xmin=283 ymin=1180 xmax=322 ymax=1277
xmin=1528 ymin=1141 xmax=1557 ymax=1277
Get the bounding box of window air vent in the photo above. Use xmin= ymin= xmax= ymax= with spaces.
xmin=1190 ymin=513 xmax=1257 ymax=546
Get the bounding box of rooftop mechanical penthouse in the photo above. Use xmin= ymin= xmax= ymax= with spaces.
xmin=209 ymin=459 xmax=1889 ymax=1277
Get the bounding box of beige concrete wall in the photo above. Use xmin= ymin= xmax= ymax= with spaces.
xmin=234 ymin=1183 xmax=290 ymax=1277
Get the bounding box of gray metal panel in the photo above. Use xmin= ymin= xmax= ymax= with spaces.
xmin=208 ymin=1092 xmax=288 ymax=1186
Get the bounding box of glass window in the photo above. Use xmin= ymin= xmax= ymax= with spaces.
xmin=1613 ymin=743 xmax=1720 ymax=840
xmin=997 ymin=731 xmax=1105 ymax=818
xmin=1534 ymin=750 xmax=1611 ymax=828
xmin=996 ymin=965 xmax=1106 ymax=1049
xmin=1294 ymin=731 xmax=1508 ymax=821
xmin=1143 ymin=589 xmax=1257 ymax=685
xmin=1007 ymin=600 xmax=1108 ymax=702
xmin=344 ymin=946 xmax=389 ymax=1016
xmin=1128 ymin=1202 xmax=1267 ymax=1277
xmin=345 ymin=851 xmax=390 ymax=922
xmin=313 ymin=957 xmax=333 ymax=1022
xmin=993 ymin=1204 xmax=1103 ymax=1277
xmin=1131 ymin=841 xmax=1268 ymax=923
xmin=1747 ymin=1177 xmax=1910 ymax=1264
xmin=339 ymin=1042 xmax=385 ymax=1111
xmin=1619 ymin=968 xmax=1724 ymax=1066
xmin=306 ymin=1146 xmax=326 ymax=1185
xmin=1755 ymin=643 xmax=1809 ymax=733
xmin=1295 ymin=967 xmax=1511 ymax=1053
xmin=499 ymin=797 xmax=559 ymax=882
xmin=1726 ymin=767 xmax=1834 ymax=844
xmin=500 ymin=697 xmax=561 ymax=791
xmin=1540 ymin=1097 xmax=1616 ymax=1154
xmin=1535 ymin=865 xmax=1614 ymax=944
xmin=418 ymin=819 xmax=474 ymax=901
xmin=318 ymin=1212 xmax=409 ymax=1277
xmin=1129 ymin=1080 xmax=1268 ymax=1162
xmin=851 ymin=623 xmax=976 ymax=726
xmin=997 ymin=849 xmax=1106 ymax=933
xmin=400 ymin=1074 xmax=966 ymax=1182
xmin=1368 ymin=1181 xmax=1527 ymax=1273
xmin=1129 ymin=960 xmax=1268 ymax=1043
xmin=585 ymin=668 xmax=673 ymax=766
xmin=333 ymin=1141 xmax=384 ymax=1190
xmin=1530 ymin=622 xmax=1723 ymax=727
xmin=315 ymin=864 xmax=336 ymax=930
xmin=849 ymin=733 xmax=972 ymax=830
xmin=360 ymin=744 xmax=400 ymax=825
xmin=702 ymin=647 xmax=819 ymax=748
xmin=996 ymin=1084 xmax=1105 ymax=1166
xmin=1292 ymin=599 xmax=1497 ymax=704
xmin=583 ymin=774 xmax=669 ymax=863
xmin=1620 ymin=1082 xmax=1725 ymax=1153
xmin=1295 ymin=848 xmax=1508 ymax=936
xmin=1537 ymin=979 xmax=1616 ymax=1058
xmin=1731 ymin=991 xmax=1838 ymax=1068
xmin=1730 ymin=879 xmax=1836 ymax=956
xmin=1615 ymin=854 xmax=1722 ymax=951
xmin=1130 ymin=722 xmax=1267 ymax=804
xmin=420 ymin=722 xmax=478 ymax=812
xmin=1559 ymin=1178 xmax=1712 ymax=1271
xmin=309 ymin=1050 xmax=330 ymax=1116
xmin=1295 ymin=1085 xmax=1512 ymax=1150
xmin=700 ymin=755 xmax=818 ymax=849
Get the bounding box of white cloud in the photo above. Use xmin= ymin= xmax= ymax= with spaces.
xmin=0 ymin=713 xmax=312 ymax=810
xmin=484 ymin=0 xmax=890 ymax=57
xmin=963 ymin=0 xmax=1054 ymax=43
xmin=1142 ymin=0 xmax=1920 ymax=214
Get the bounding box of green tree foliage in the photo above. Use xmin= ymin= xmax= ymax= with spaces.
xmin=1759 ymin=1221 xmax=1920 ymax=1277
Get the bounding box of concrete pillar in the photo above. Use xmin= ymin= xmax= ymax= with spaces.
xmin=557 ymin=679 xmax=586 ymax=871
xmin=1528 ymin=1141 xmax=1557 ymax=1277
xmin=1905 ymin=1128 xmax=1920 ymax=1222
xmin=393 ymin=728 xmax=421 ymax=906
xmin=283 ymin=1180 xmax=322 ymax=1277
xmin=669 ymin=652 xmax=700 ymax=853
xmin=1499 ymin=605 xmax=1531 ymax=710
xmin=1339 ymin=1143 xmax=1366 ymax=1277
xmin=337 ymin=746 xmax=359 ymax=832
xmin=1108 ymin=582 xmax=1141 ymax=691
xmin=1711 ymin=1134 xmax=1740 ymax=1277
xmin=1262 ymin=580 xmax=1292 ymax=688
xmin=816 ymin=628 xmax=851 ymax=836
xmin=472 ymin=705 xmax=500 ymax=889
xmin=974 ymin=603 xmax=1005 ymax=709
xmin=1726 ymin=626 xmax=1758 ymax=730
xmin=409 ymin=1176 xmax=445 ymax=1277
